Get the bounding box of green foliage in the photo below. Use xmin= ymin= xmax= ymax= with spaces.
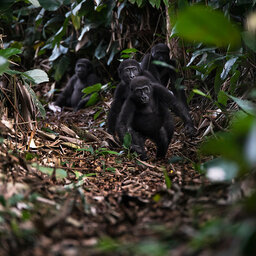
xmin=123 ymin=132 xmax=132 ymax=149
xmin=31 ymin=163 xmax=67 ymax=180
xmin=120 ymin=48 xmax=138 ymax=59
xmin=173 ymin=5 xmax=241 ymax=48
xmin=201 ymin=113 xmax=256 ymax=176
xmin=163 ymin=168 xmax=172 ymax=189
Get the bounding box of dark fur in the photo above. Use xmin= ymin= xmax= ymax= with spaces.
xmin=107 ymin=59 xmax=156 ymax=135
xmin=141 ymin=43 xmax=188 ymax=107
xmin=54 ymin=58 xmax=99 ymax=110
xmin=117 ymin=76 xmax=195 ymax=160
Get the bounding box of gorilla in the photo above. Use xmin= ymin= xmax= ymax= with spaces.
xmin=141 ymin=43 xmax=188 ymax=107
xmin=117 ymin=76 xmax=195 ymax=160
xmin=54 ymin=58 xmax=99 ymax=111
xmin=107 ymin=59 xmax=156 ymax=136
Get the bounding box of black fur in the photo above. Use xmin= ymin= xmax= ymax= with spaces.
xmin=117 ymin=76 xmax=195 ymax=160
xmin=141 ymin=43 xmax=188 ymax=107
xmin=107 ymin=59 xmax=156 ymax=135
xmin=54 ymin=58 xmax=99 ymax=110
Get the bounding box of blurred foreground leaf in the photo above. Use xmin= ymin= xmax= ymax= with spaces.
xmin=173 ymin=5 xmax=241 ymax=48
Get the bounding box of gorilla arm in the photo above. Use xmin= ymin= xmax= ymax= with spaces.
xmin=141 ymin=53 xmax=161 ymax=82
xmin=153 ymin=84 xmax=195 ymax=135
xmin=116 ymin=98 xmax=135 ymax=143
xmin=107 ymin=82 xmax=127 ymax=135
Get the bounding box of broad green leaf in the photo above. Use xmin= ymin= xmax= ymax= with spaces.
xmin=220 ymin=57 xmax=238 ymax=80
xmin=28 ymin=0 xmax=40 ymax=7
xmin=24 ymin=82 xmax=46 ymax=118
xmin=242 ymin=31 xmax=256 ymax=53
xmin=94 ymin=109 xmax=103 ymax=120
xmin=54 ymin=56 xmax=70 ymax=81
xmin=173 ymin=5 xmax=241 ymax=48
xmin=228 ymin=95 xmax=256 ymax=116
xmin=49 ymin=45 xmax=68 ymax=62
xmin=163 ymin=0 xmax=169 ymax=6
xmin=95 ymin=40 xmax=108 ymax=60
xmin=86 ymin=92 xmax=100 ymax=106
xmin=82 ymin=83 xmax=102 ymax=94
xmin=123 ymin=132 xmax=132 ymax=149
xmin=217 ymin=90 xmax=228 ymax=107
xmin=38 ymin=0 xmax=63 ymax=11
xmin=0 ymin=56 xmax=9 ymax=75
xmin=121 ymin=48 xmax=137 ymax=54
xmin=0 ymin=48 xmax=22 ymax=59
xmin=24 ymin=69 xmax=49 ymax=84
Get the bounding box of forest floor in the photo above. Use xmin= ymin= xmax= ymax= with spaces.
xmin=0 ymin=98 xmax=233 ymax=256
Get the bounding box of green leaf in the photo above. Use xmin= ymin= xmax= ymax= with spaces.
xmin=192 ymin=89 xmax=211 ymax=99
xmin=24 ymin=82 xmax=46 ymax=118
xmin=24 ymin=69 xmax=49 ymax=84
xmin=0 ymin=56 xmax=9 ymax=75
xmin=54 ymin=56 xmax=70 ymax=81
xmin=217 ymin=90 xmax=228 ymax=107
xmin=173 ymin=5 xmax=241 ymax=48
xmin=163 ymin=169 xmax=172 ymax=189
xmin=228 ymin=95 xmax=256 ymax=116
xmin=121 ymin=48 xmax=138 ymax=54
xmin=152 ymin=60 xmax=176 ymax=71
xmin=86 ymin=92 xmax=100 ymax=106
xmin=95 ymin=40 xmax=108 ymax=60
xmin=242 ymin=31 xmax=256 ymax=53
xmin=220 ymin=57 xmax=238 ymax=80
xmin=49 ymin=44 xmax=68 ymax=62
xmin=123 ymin=132 xmax=132 ymax=149
xmin=71 ymin=14 xmax=81 ymax=30
xmin=31 ymin=163 xmax=67 ymax=180
xmin=0 ymin=48 xmax=22 ymax=59
xmin=82 ymin=83 xmax=102 ymax=94
xmin=28 ymin=0 xmax=40 ymax=7
xmin=38 ymin=0 xmax=63 ymax=11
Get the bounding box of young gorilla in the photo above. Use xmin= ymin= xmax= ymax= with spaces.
xmin=141 ymin=43 xmax=187 ymax=107
xmin=107 ymin=59 xmax=156 ymax=136
xmin=117 ymin=76 xmax=195 ymax=160
xmin=54 ymin=58 xmax=99 ymax=111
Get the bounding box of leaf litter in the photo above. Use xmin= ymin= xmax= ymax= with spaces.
xmin=0 ymin=100 xmax=233 ymax=256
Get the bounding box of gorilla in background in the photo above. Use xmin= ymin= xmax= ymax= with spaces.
xmin=54 ymin=58 xmax=99 ymax=111
xmin=117 ymin=76 xmax=195 ymax=160
xmin=141 ymin=43 xmax=188 ymax=108
xmin=107 ymin=59 xmax=157 ymax=136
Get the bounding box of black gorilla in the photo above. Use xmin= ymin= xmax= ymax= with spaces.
xmin=54 ymin=58 xmax=99 ymax=111
xmin=141 ymin=43 xmax=187 ymax=107
xmin=107 ymin=59 xmax=156 ymax=135
xmin=117 ymin=76 xmax=195 ymax=160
